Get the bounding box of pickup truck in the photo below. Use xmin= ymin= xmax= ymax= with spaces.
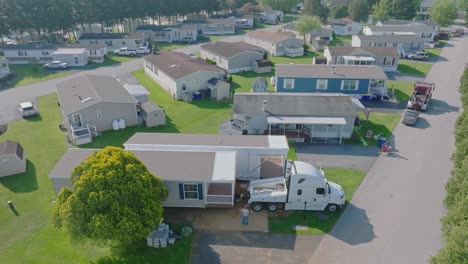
xmin=114 ymin=47 xmax=137 ymax=56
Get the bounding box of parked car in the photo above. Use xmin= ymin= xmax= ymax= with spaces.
xmin=173 ymin=36 xmax=193 ymax=44
xmin=43 ymin=61 xmax=69 ymax=70
xmin=450 ymin=29 xmax=463 ymax=37
xmin=136 ymin=47 xmax=151 ymax=55
xmin=408 ymin=51 xmax=428 ymax=61
xmin=114 ymin=47 xmax=137 ymax=56
xmin=18 ymin=102 xmax=38 ymax=117
xmin=402 ymin=110 xmax=419 ymax=125
xmin=434 ymin=32 xmax=449 ymax=41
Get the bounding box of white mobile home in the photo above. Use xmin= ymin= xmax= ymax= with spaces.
xmin=1 ymin=44 xmax=56 ymax=64
xmin=52 ymin=48 xmax=89 ymax=66
xmin=123 ymin=133 xmax=290 ymax=180
xmin=78 ymin=32 xmax=147 ymax=50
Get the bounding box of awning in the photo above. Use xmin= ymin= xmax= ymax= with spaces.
xmin=267 ymin=116 xmax=347 ymax=125
xmin=343 ymin=56 xmax=375 ymax=62
xmin=123 ymin=84 xmax=150 ymax=96
xmin=351 ymin=98 xmax=366 ymax=111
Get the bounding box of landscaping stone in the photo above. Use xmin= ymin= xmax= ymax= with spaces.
xmin=293 ymin=225 xmax=309 ymax=231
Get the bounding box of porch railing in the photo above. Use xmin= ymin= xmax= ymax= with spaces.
xmin=206 ymin=195 xmax=233 ymax=205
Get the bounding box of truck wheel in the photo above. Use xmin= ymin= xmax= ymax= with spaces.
xmin=251 ymin=203 xmax=263 ymax=212
xmin=267 ymin=203 xmax=278 ymax=212
xmin=326 ymin=204 xmax=339 ymax=213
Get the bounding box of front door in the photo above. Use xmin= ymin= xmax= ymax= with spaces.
xmin=71 ymin=113 xmax=82 ymax=128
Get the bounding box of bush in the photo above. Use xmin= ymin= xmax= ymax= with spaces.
xmin=205 ymin=58 xmax=216 ymax=65
xmin=303 ymin=44 xmax=309 ymax=53
xmin=431 ymin=68 xmax=468 ymax=263
xmin=181 ymin=226 xmax=193 ymax=237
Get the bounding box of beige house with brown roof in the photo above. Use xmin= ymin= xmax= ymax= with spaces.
xmin=244 ymin=30 xmax=304 ymax=57
xmin=0 ymin=141 xmax=26 ymax=177
xmin=143 ymin=51 xmax=227 ymax=101
xmin=324 ymin=46 xmax=400 ymax=72
xmin=200 ymin=41 xmax=266 ymax=73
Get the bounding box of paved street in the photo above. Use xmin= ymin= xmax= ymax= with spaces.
xmin=310 ymin=36 xmax=467 ymax=264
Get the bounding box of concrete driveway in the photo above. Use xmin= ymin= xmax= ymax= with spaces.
xmin=310 ymin=36 xmax=467 ymax=264
xmin=296 ymin=144 xmax=379 ymax=173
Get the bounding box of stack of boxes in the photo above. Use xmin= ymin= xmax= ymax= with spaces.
xmin=147 ymin=223 xmax=170 ymax=248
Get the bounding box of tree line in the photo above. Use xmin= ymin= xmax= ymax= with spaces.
xmin=0 ymin=0 xmax=251 ymax=43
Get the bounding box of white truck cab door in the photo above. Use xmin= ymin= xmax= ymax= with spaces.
xmin=308 ymin=187 xmax=329 ymax=211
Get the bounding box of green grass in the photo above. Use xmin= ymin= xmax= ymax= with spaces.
xmin=269 ymin=168 xmax=366 ymax=235
xmin=427 ymin=40 xmax=447 ymax=58
xmin=8 ymin=64 xmax=72 ymax=87
xmin=345 ymin=112 xmax=400 ymax=146
xmin=387 ymin=80 xmax=414 ymax=102
xmin=269 ymin=49 xmax=323 ymax=65
xmin=231 ymin=71 xmax=275 ymax=93
xmin=155 ymin=42 xmax=191 ymax=51
xmin=329 ymin=35 xmax=352 ymax=47
xmin=0 ymin=93 xmax=193 ymax=263
xmin=397 ymin=60 xmax=433 ymax=76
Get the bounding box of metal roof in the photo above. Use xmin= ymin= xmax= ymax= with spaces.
xmin=367 ymin=25 xmax=434 ymax=33
xmin=267 ymin=116 xmax=347 ymax=125
xmin=355 ymin=34 xmax=424 ymax=42
xmin=276 ymin=64 xmax=388 ymax=80
xmin=123 ymin=84 xmax=150 ymax=96
xmin=1 ymin=43 xmax=57 ymax=50
xmin=53 ymin=48 xmax=87 ymax=55
xmin=79 ymin=32 xmax=143 ymax=40
xmin=245 ymin=30 xmax=297 ymax=44
xmin=201 ymin=41 xmax=263 ymax=58
xmin=233 ymin=92 xmax=357 ymax=117
xmin=56 ymin=75 xmax=138 ymax=115
xmin=326 ymin=46 xmax=400 ymax=57
xmin=0 ymin=140 xmax=24 ymax=158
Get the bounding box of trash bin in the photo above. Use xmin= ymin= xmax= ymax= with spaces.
xmin=361 ymin=95 xmax=370 ymax=101
xmin=378 ymin=137 xmax=387 ymax=148
xmin=193 ymin=92 xmax=201 ymax=100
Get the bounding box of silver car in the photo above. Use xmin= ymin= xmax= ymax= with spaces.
xmin=18 ymin=102 xmax=38 ymax=117
xmin=402 ymin=110 xmax=419 ymax=125
xmin=43 ymin=61 xmax=69 ymax=70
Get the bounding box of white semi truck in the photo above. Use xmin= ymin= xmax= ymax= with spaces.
xmin=248 ymin=161 xmax=345 ymax=213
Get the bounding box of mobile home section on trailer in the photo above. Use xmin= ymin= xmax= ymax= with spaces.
xmin=123 ymin=133 xmax=290 ymax=180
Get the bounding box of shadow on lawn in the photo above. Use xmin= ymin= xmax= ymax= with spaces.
xmin=191 ymin=99 xmax=231 ymax=110
xmin=397 ymin=64 xmax=426 ymax=76
xmin=0 ymin=160 xmax=38 ymax=193
xmin=24 ymin=114 xmax=43 ymax=122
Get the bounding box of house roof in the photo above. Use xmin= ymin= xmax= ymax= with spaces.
xmin=283 ymin=22 xmax=333 ymax=36
xmin=256 ymin=59 xmax=272 ymax=67
xmin=53 ymin=48 xmax=87 ymax=55
xmin=124 ymin=133 xmax=289 ymax=149
xmin=326 ymin=46 xmax=400 ymax=57
xmin=1 ymin=43 xmax=57 ymax=50
xmin=67 ymin=43 xmax=107 ymax=50
xmin=233 ymin=92 xmax=357 ymax=117
xmin=245 ymin=30 xmax=297 ymax=44
xmin=0 ymin=140 xmax=24 ymax=159
xmin=275 ymin=64 xmax=388 ymax=80
xmin=136 ymin=25 xmax=174 ymax=31
xmin=367 ymin=24 xmax=434 ymax=33
xmin=355 ymin=34 xmax=424 ymax=42
xmin=123 ymin=84 xmax=150 ymax=96
xmin=207 ymin=19 xmax=236 ymax=25
xmin=79 ymin=32 xmax=143 ymax=40
xmin=141 ymin=101 xmax=162 ymax=112
xmin=328 ymin=18 xmax=355 ymax=25
xmin=201 ymin=41 xmax=263 ymax=58
xmin=48 ymin=148 xmax=236 ymax=182
xmin=56 ymin=75 xmax=138 ymax=115
xmin=380 ymin=19 xmax=438 ymax=26
xmin=144 ymin=51 xmax=223 ymax=80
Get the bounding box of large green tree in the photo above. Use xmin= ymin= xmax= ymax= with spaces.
xmin=429 ymin=0 xmax=458 ymax=26
xmin=260 ymin=0 xmax=301 ymax=12
xmin=296 ymin=15 xmax=322 ymax=43
xmin=303 ymin=0 xmax=329 ymax=22
xmin=372 ymin=0 xmax=392 ymax=22
xmin=330 ymin=5 xmax=349 ymax=19
xmin=53 ymin=147 xmax=168 ymax=250
xmin=348 ymin=0 xmax=369 ymax=22
xmin=391 ymin=0 xmax=417 ymax=20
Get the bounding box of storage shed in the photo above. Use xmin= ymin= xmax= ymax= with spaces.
xmin=52 ymin=48 xmax=88 ymax=66
xmin=124 ymin=133 xmax=290 ymax=180
xmin=206 ymin=78 xmax=231 ymax=101
xmin=141 ymin=101 xmax=166 ymax=127
xmin=0 ymin=141 xmax=27 ymax=177
xmin=251 ymin=77 xmax=268 ymax=92
xmin=49 ymin=148 xmax=237 ymax=208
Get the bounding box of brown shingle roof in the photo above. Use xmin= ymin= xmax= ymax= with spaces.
xmin=276 ymin=64 xmax=388 ymax=80
xmin=327 ymin=46 xmax=400 ymax=57
xmin=144 ymin=51 xmax=224 ymax=80
xmin=201 ymin=41 xmax=263 ymax=58
xmin=245 ymin=30 xmax=297 ymax=44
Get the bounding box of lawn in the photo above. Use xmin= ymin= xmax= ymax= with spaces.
xmin=0 ymin=93 xmax=193 ymax=263
xmin=328 ymin=35 xmax=352 ymax=47
xmin=231 ymin=71 xmax=275 ymax=93
xmin=345 ymin=112 xmax=401 ymax=146
xmin=397 ymin=60 xmax=433 ymax=76
xmin=8 ymin=64 xmax=72 ymax=88
xmin=269 ymin=49 xmax=323 ymax=65
xmin=155 ymin=42 xmax=191 ymax=51
xmin=387 ymin=80 xmax=414 ymax=102
xmin=427 ymin=40 xmax=447 ymax=58
xmin=269 ymin=168 xmax=366 ymax=235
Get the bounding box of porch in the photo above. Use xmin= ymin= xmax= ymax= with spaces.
xmin=68 ymin=123 xmax=96 ymax=146
xmin=284 ymin=46 xmax=304 ymax=57
xmin=369 ymin=79 xmax=387 ymax=96
xmin=343 ymin=55 xmax=375 ymax=65
xmin=266 ymin=116 xmax=348 ymax=144
xmin=205 ymin=182 xmax=234 ymax=207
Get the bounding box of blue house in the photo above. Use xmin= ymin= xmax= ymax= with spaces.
xmin=275 ymin=64 xmax=388 ymax=98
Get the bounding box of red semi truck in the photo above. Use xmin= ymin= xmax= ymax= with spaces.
xmin=407 ymin=81 xmax=435 ymax=111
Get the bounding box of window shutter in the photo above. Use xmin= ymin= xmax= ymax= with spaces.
xmin=198 ymin=184 xmax=203 ymax=200
xmin=178 ymin=184 xmax=184 ymax=200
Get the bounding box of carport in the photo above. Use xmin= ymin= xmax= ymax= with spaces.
xmin=267 ymin=116 xmax=348 ymax=143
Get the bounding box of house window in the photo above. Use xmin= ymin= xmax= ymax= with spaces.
xmin=341 ymin=80 xmax=359 ymax=90
xmin=316 ymin=188 xmax=326 ymax=195
xmin=391 ymin=57 xmax=396 ymax=66
xmin=18 ymin=51 xmax=27 ymax=56
xmin=283 ymin=79 xmax=295 ymax=89
xmin=316 ymin=79 xmax=328 ymax=90
xmin=297 ymin=189 xmax=302 ymax=195
xmin=41 ymin=51 xmax=49 ymax=55
xmin=97 ymin=109 xmax=102 ymax=119
xmin=105 ymin=40 xmax=112 ymax=47
xmin=244 ymin=116 xmax=252 ymax=126
xmin=383 ymin=57 xmax=387 ymax=65
xmin=74 ymin=57 xmax=79 ymax=64
xmin=135 ymin=40 xmax=141 ymax=45
xmin=71 ymin=113 xmax=82 ymax=127
xmin=122 ymin=41 xmax=126 ymax=45
xmin=182 ymin=83 xmax=187 ymax=91
xmin=90 ymin=50 xmax=97 ymax=55
xmin=183 ymin=184 xmax=199 ymax=199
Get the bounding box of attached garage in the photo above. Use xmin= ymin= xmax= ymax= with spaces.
xmin=52 ymin=48 xmax=88 ymax=66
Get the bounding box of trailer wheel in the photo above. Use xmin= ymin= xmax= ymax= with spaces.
xmin=251 ymin=203 xmax=263 ymax=212
xmin=326 ymin=204 xmax=339 ymax=213
xmin=267 ymin=203 xmax=278 ymax=212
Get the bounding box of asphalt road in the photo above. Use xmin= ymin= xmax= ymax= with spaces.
xmin=310 ymin=36 xmax=467 ymax=264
